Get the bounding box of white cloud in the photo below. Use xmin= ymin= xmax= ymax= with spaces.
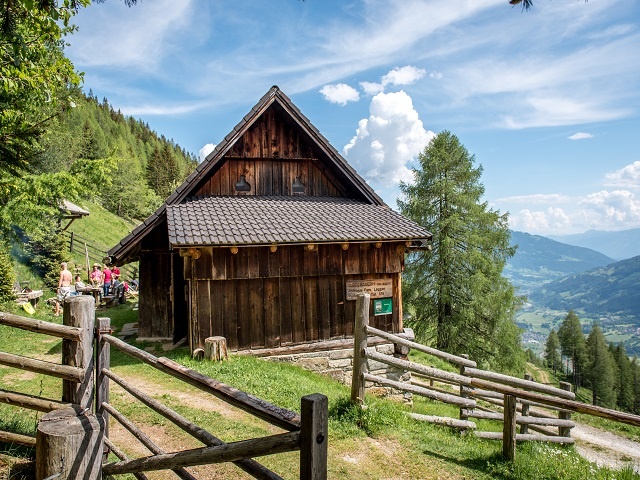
xmin=360 ymin=81 xmax=384 ymax=96
xmin=604 ymin=161 xmax=640 ymax=189
xmin=568 ymin=132 xmax=593 ymax=140
xmin=198 ymin=143 xmax=216 ymax=162
xmin=343 ymin=91 xmax=435 ymax=188
xmin=510 ymin=208 xmax=571 ymax=233
xmin=319 ymin=84 xmax=360 ymax=106
xmin=381 ymin=66 xmax=426 ymax=87
xmin=429 ymin=71 xmax=443 ymax=80
xmin=579 ymin=190 xmax=640 ymax=226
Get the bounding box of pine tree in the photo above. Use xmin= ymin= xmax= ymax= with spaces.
xmin=586 ymin=323 xmax=615 ymax=407
xmin=398 ymin=131 xmax=523 ymax=372
xmin=544 ymin=328 xmax=562 ymax=375
xmin=557 ymin=310 xmax=587 ymax=392
xmin=612 ymin=344 xmax=635 ymax=412
xmin=0 ymin=244 xmax=16 ymax=303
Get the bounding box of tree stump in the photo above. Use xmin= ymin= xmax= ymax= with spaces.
xmin=204 ymin=336 xmax=228 ymax=362
xmin=36 ymin=406 xmax=104 ymax=480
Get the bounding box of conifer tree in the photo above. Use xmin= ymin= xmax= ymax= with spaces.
xmin=398 ymin=131 xmax=523 ymax=372
xmin=586 ymin=323 xmax=615 ymax=407
xmin=612 ymin=344 xmax=635 ymax=412
xmin=557 ymin=310 xmax=587 ymax=392
xmin=544 ymin=328 xmax=562 ymax=375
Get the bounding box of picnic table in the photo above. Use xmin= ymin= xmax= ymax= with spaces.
xmin=14 ymin=289 xmax=43 ymax=307
xmin=77 ymin=286 xmax=102 ymax=305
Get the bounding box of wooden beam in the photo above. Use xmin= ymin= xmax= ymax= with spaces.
xmin=0 ymin=352 xmax=84 ymax=382
xmin=464 ymin=368 xmax=575 ymax=400
xmin=0 ymin=312 xmax=81 ymax=341
xmin=408 ymin=413 xmax=476 ymax=430
xmin=0 ymin=429 xmax=36 ymax=447
xmin=0 ymin=388 xmax=71 ymax=412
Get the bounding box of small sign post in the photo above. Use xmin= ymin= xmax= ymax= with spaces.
xmin=373 ymin=298 xmax=393 ymax=316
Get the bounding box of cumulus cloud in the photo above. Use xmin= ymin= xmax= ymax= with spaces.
xmin=604 ymin=161 xmax=640 ymax=189
xmin=568 ymin=132 xmax=593 ymax=140
xmin=319 ymin=83 xmax=360 ymax=106
xmin=198 ymin=143 xmax=216 ymax=162
xmin=496 ymin=193 xmax=571 ymax=205
xmin=579 ymin=190 xmax=640 ymax=225
xmin=343 ymin=91 xmax=435 ymax=188
xmin=360 ymin=66 xmax=426 ymax=96
xmin=510 ymin=208 xmax=571 ymax=233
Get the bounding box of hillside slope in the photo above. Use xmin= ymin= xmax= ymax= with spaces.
xmin=505 ymin=231 xmax=615 ymax=292
xmin=529 ymin=255 xmax=640 ymax=317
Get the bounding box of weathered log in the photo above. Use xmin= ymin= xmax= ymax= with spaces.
xmin=411 ymin=378 xmax=457 ymax=397
xmin=0 ymin=312 xmax=81 ymax=341
xmin=366 ymin=325 xmax=477 ymax=368
xmin=470 ymin=377 xmax=640 ymax=427
xmin=35 ymin=406 xmax=103 ymax=480
xmin=95 ymin=317 xmax=111 ymax=457
xmin=461 ymin=409 xmax=574 ymax=428
xmin=0 ymin=388 xmax=71 ymax=413
xmin=0 ymin=429 xmax=36 ymax=447
xmin=408 ymin=413 xmax=476 ymax=430
xmin=464 ymin=368 xmax=575 ymax=400
xmin=204 ymin=336 xmax=228 ymax=362
xmin=363 ymin=373 xmax=476 ymax=409
xmin=0 ymin=352 xmax=84 ymax=382
xmin=102 ymin=402 xmax=197 ymax=480
xmin=102 ymin=431 xmax=300 ymax=475
xmin=474 ymin=431 xmax=574 ymax=444
xmin=365 ymin=349 xmax=472 ymax=387
xmin=103 ymin=438 xmax=150 ymax=480
xmin=62 ymin=295 xmax=95 ymax=409
xmin=521 ymin=374 xmax=532 ymax=435
xmin=102 ymin=369 xmax=282 ymax=480
xmin=503 ymin=395 xmax=517 ymax=460
xmin=559 ymin=382 xmax=572 ymax=437
xmin=351 ymin=294 xmax=369 ymax=406
xmin=103 ymin=333 xmax=301 ymax=431
xmin=467 ymin=387 xmax=504 ymax=400
xmin=299 ymin=394 xmax=328 ymax=480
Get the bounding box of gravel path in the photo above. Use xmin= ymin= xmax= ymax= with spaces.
xmin=572 ymin=423 xmax=640 ymax=471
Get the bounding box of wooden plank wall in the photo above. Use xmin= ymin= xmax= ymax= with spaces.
xmin=138 ymin=252 xmax=172 ymax=339
xmin=188 ymin=243 xmax=405 ymax=350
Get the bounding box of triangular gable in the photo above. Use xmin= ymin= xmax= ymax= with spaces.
xmin=109 ymin=86 xmax=385 ymax=263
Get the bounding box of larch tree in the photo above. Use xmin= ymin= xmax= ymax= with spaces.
xmin=586 ymin=323 xmax=615 ymax=407
xmin=612 ymin=343 xmax=635 ymax=412
xmin=558 ymin=310 xmax=587 ymax=393
xmin=544 ymin=328 xmax=562 ymax=375
xmin=398 ymin=131 xmax=524 ymax=372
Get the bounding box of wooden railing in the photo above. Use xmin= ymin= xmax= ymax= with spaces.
xmin=350 ymin=293 xmax=640 ymax=461
xmin=0 ymin=296 xmax=96 ymax=447
xmin=95 ymin=318 xmax=328 ymax=479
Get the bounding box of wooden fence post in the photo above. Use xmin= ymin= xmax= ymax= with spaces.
xmin=503 ymin=394 xmax=517 ymax=461
xmin=520 ymin=373 xmax=532 ymax=434
xmin=559 ymin=381 xmax=572 ymax=438
xmin=96 ymin=317 xmax=111 ymax=460
xmin=62 ymin=295 xmax=95 ymax=409
xmin=459 ymin=354 xmax=470 ymax=426
xmin=300 ymin=394 xmax=328 ymax=480
xmin=350 ymin=293 xmax=370 ymax=406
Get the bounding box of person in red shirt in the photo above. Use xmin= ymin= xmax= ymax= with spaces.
xmin=102 ymin=265 xmax=112 ymax=297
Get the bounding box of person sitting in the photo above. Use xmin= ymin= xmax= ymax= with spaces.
xmin=74 ymin=275 xmax=86 ymax=291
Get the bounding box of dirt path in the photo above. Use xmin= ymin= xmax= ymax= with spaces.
xmin=571 ymin=423 xmax=640 ymax=472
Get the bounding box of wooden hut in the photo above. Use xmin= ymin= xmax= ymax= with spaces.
xmin=109 ymin=86 xmax=431 ymax=353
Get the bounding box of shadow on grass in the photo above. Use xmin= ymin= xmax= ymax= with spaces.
xmin=421 ymin=447 xmax=513 ymax=479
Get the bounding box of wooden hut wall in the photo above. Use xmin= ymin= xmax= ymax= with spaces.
xmin=186 ymin=242 xmax=405 ymax=351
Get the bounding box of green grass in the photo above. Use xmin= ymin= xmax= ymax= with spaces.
xmin=2 ymin=301 xmax=640 ymax=479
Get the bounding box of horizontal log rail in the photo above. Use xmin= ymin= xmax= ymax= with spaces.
xmin=0 ymin=388 xmax=72 ymax=413
xmin=407 ymin=412 xmax=476 ymax=430
xmin=104 ymin=438 xmax=150 ymax=480
xmin=365 ymin=349 xmax=471 ymax=387
xmin=470 ymin=377 xmax=640 ymax=427
xmin=0 ymin=313 xmax=82 ymax=341
xmin=464 ymin=368 xmax=575 ymax=400
xmin=365 ymin=325 xmax=477 ymax=368
xmin=363 ymin=373 xmax=476 ymax=409
xmin=474 ymin=431 xmax=574 ymax=444
xmin=102 ymin=431 xmax=301 ymax=475
xmin=0 ymin=352 xmax=85 ymax=383
xmin=0 ymin=429 xmax=36 ymax=447
xmin=461 ymin=409 xmax=574 ymax=428
xmin=411 ymin=378 xmax=458 ymax=397
xmin=103 ymin=369 xmax=282 ymax=480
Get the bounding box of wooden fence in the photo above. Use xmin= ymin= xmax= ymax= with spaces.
xmin=0 ymin=297 xmax=328 ymax=479
xmin=0 ymin=295 xmax=95 ymax=450
xmin=350 ymin=293 xmax=640 ymax=460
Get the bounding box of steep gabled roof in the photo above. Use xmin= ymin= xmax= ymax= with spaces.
xmin=109 ymin=86 xmax=388 ymax=263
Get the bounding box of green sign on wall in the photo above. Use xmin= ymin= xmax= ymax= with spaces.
xmin=373 ymin=298 xmax=392 ymax=316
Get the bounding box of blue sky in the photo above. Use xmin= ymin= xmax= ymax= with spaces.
xmin=65 ymin=0 xmax=640 ymax=236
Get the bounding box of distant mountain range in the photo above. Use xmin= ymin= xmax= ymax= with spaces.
xmin=549 ymin=228 xmax=640 ymax=261
xmin=505 ymin=231 xmax=615 ymax=293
